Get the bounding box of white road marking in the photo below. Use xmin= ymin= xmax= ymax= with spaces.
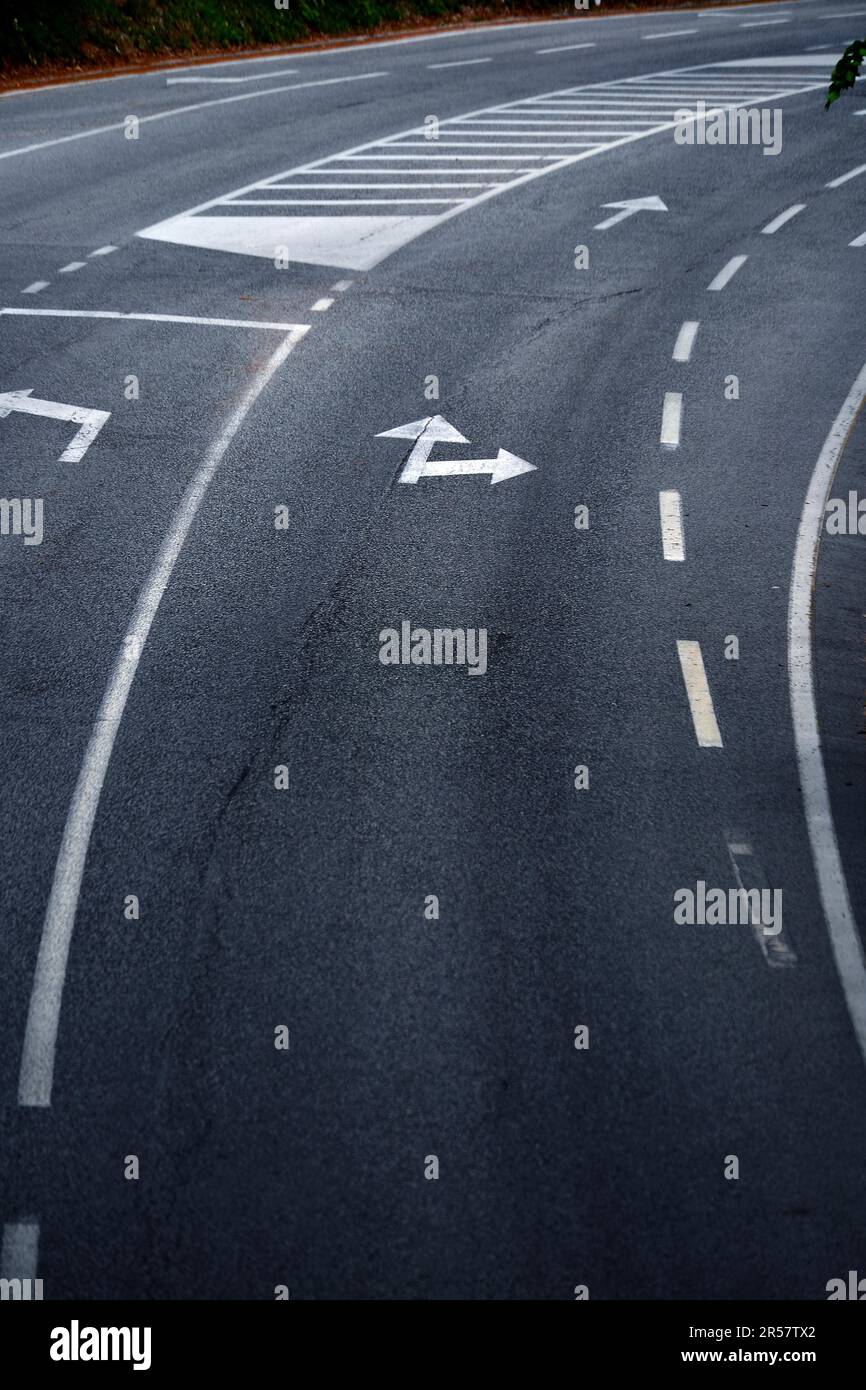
xmin=22 ymin=281 xmax=48 ymax=294
xmin=788 ymin=357 xmax=866 ymax=1070
xmin=536 ymin=43 xmax=597 ymax=54
xmin=88 ymin=244 xmax=117 ymax=256
xmin=707 ymin=254 xmax=747 ymax=291
xmin=428 ymin=58 xmax=492 ymax=69
xmin=673 ymin=319 xmax=699 ymax=363
xmin=849 ymin=229 xmax=866 ymax=246
xmin=594 ymin=194 xmax=667 ymax=229
xmin=677 ymin=641 xmax=723 ymax=748
xmin=264 ymin=181 xmax=497 ymax=188
xmin=661 ymin=391 xmax=683 ymax=449
xmin=725 ymin=835 xmax=798 ymax=968
xmin=138 ymin=66 xmax=828 ymax=270
xmin=377 ymin=414 xmax=535 ymax=485
xmin=311 ymin=297 xmax=334 ymax=311
xmin=643 ymin=30 xmax=699 ymax=40
xmin=0 ymin=1221 xmax=39 ymax=1279
xmin=761 ymin=203 xmax=805 ymax=234
xmin=58 ymin=261 xmax=86 ymax=273
xmin=659 ymin=490 xmax=685 ymax=561
xmin=826 ymin=163 xmax=866 ymax=187
xmin=166 ymin=68 xmax=298 ymax=84
xmin=330 ymin=279 xmax=353 ymax=291
xmin=0 ymin=388 xmax=110 ymax=462
xmin=740 ymin=17 xmax=791 ymax=25
xmin=0 ymin=307 xmax=306 ymax=332
xmin=0 ymin=72 xmax=387 ymax=161
xmin=17 ymin=323 xmax=309 ymax=1108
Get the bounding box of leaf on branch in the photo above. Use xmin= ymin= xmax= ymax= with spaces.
xmin=826 ymin=38 xmax=866 ymax=108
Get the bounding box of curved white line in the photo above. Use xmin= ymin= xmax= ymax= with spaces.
xmin=0 ymin=73 xmax=386 ymax=161
xmin=17 ymin=324 xmax=309 ymax=1107
xmin=788 ymin=359 xmax=866 ymax=1069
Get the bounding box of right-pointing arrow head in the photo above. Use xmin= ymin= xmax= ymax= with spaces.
xmin=490 ymin=449 xmax=537 ymax=484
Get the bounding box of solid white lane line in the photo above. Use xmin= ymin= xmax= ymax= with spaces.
xmin=311 ymin=297 xmax=334 ymax=310
xmin=17 ymin=325 xmax=310 ymax=1109
xmin=22 ymin=281 xmax=48 ymax=294
xmin=642 ymin=30 xmax=699 ymax=39
xmin=262 ymin=181 xmax=496 ymax=188
xmin=827 ymin=163 xmax=866 ymax=188
xmin=166 ymin=68 xmax=298 ymax=84
xmin=761 ymin=203 xmax=806 ymax=234
xmin=0 ymin=72 xmax=387 ymax=161
xmin=707 ymin=254 xmax=747 ymax=291
xmin=673 ymin=319 xmax=699 ymax=363
xmin=58 ymin=261 xmax=86 ymax=273
xmin=849 ymin=230 xmax=866 ymax=247
xmin=536 ymin=43 xmax=597 ymax=53
xmin=659 ymin=490 xmax=685 ymax=561
xmin=661 ymin=391 xmax=683 ymax=449
xmin=88 ymin=244 xmax=118 ymax=256
xmin=0 ymin=307 xmax=307 ymax=332
xmin=788 ymin=358 xmax=866 ymax=1070
xmin=428 ymin=58 xmax=492 ymax=69
xmin=0 ymin=1221 xmax=39 ymax=1279
xmin=677 ymin=641 xmax=723 ymax=748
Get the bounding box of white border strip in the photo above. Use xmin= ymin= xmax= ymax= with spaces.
xmin=17 ymin=324 xmax=309 ymax=1107
xmin=0 ymin=307 xmax=307 ymax=332
xmin=788 ymin=360 xmax=866 ymax=1069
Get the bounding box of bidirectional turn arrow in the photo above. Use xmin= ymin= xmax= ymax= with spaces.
xmin=376 ymin=414 xmax=536 ymax=485
xmin=593 ymin=196 xmax=668 ymax=231
xmin=0 ymin=388 xmax=111 ymax=462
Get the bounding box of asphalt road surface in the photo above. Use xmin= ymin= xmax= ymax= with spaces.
xmin=1 ymin=0 xmax=866 ymax=1301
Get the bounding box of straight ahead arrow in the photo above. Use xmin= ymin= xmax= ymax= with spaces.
xmin=594 ymin=196 xmax=668 ymax=231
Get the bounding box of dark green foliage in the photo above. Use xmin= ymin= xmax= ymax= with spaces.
xmin=826 ymin=37 xmax=866 ymax=107
xmin=0 ymin=1 xmax=568 ymax=71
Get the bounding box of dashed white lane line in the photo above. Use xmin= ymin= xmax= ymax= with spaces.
xmin=22 ymin=281 xmax=49 ymax=294
xmin=330 ymin=278 xmax=353 ymax=291
xmin=850 ymin=230 xmax=866 ymax=246
xmin=672 ymin=319 xmax=699 ymax=363
xmin=428 ymin=58 xmax=492 ymax=69
xmin=659 ymin=490 xmax=685 ymax=561
xmin=311 ymin=297 xmax=334 ymax=311
xmin=0 ymin=72 xmax=388 ymax=161
xmin=827 ymin=163 xmax=866 ymax=188
xmin=1 ymin=307 xmax=307 ymax=332
xmin=707 ymin=254 xmax=747 ymax=291
xmin=17 ymin=323 xmax=310 ymax=1108
xmin=761 ymin=203 xmax=805 ymax=234
xmin=725 ymin=836 xmax=797 ymax=968
xmin=0 ymin=1220 xmax=39 ymax=1280
xmin=740 ymin=17 xmax=791 ymax=25
xmin=788 ymin=357 xmax=866 ymax=1070
xmin=58 ymin=261 xmax=86 ymax=273
xmin=643 ymin=30 xmax=699 ymax=40
xmin=88 ymin=244 xmax=118 ymax=256
xmin=661 ymin=391 xmax=683 ymax=449
xmin=536 ymin=43 xmax=597 ymax=54
xmin=677 ymin=640 xmax=723 ymax=748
